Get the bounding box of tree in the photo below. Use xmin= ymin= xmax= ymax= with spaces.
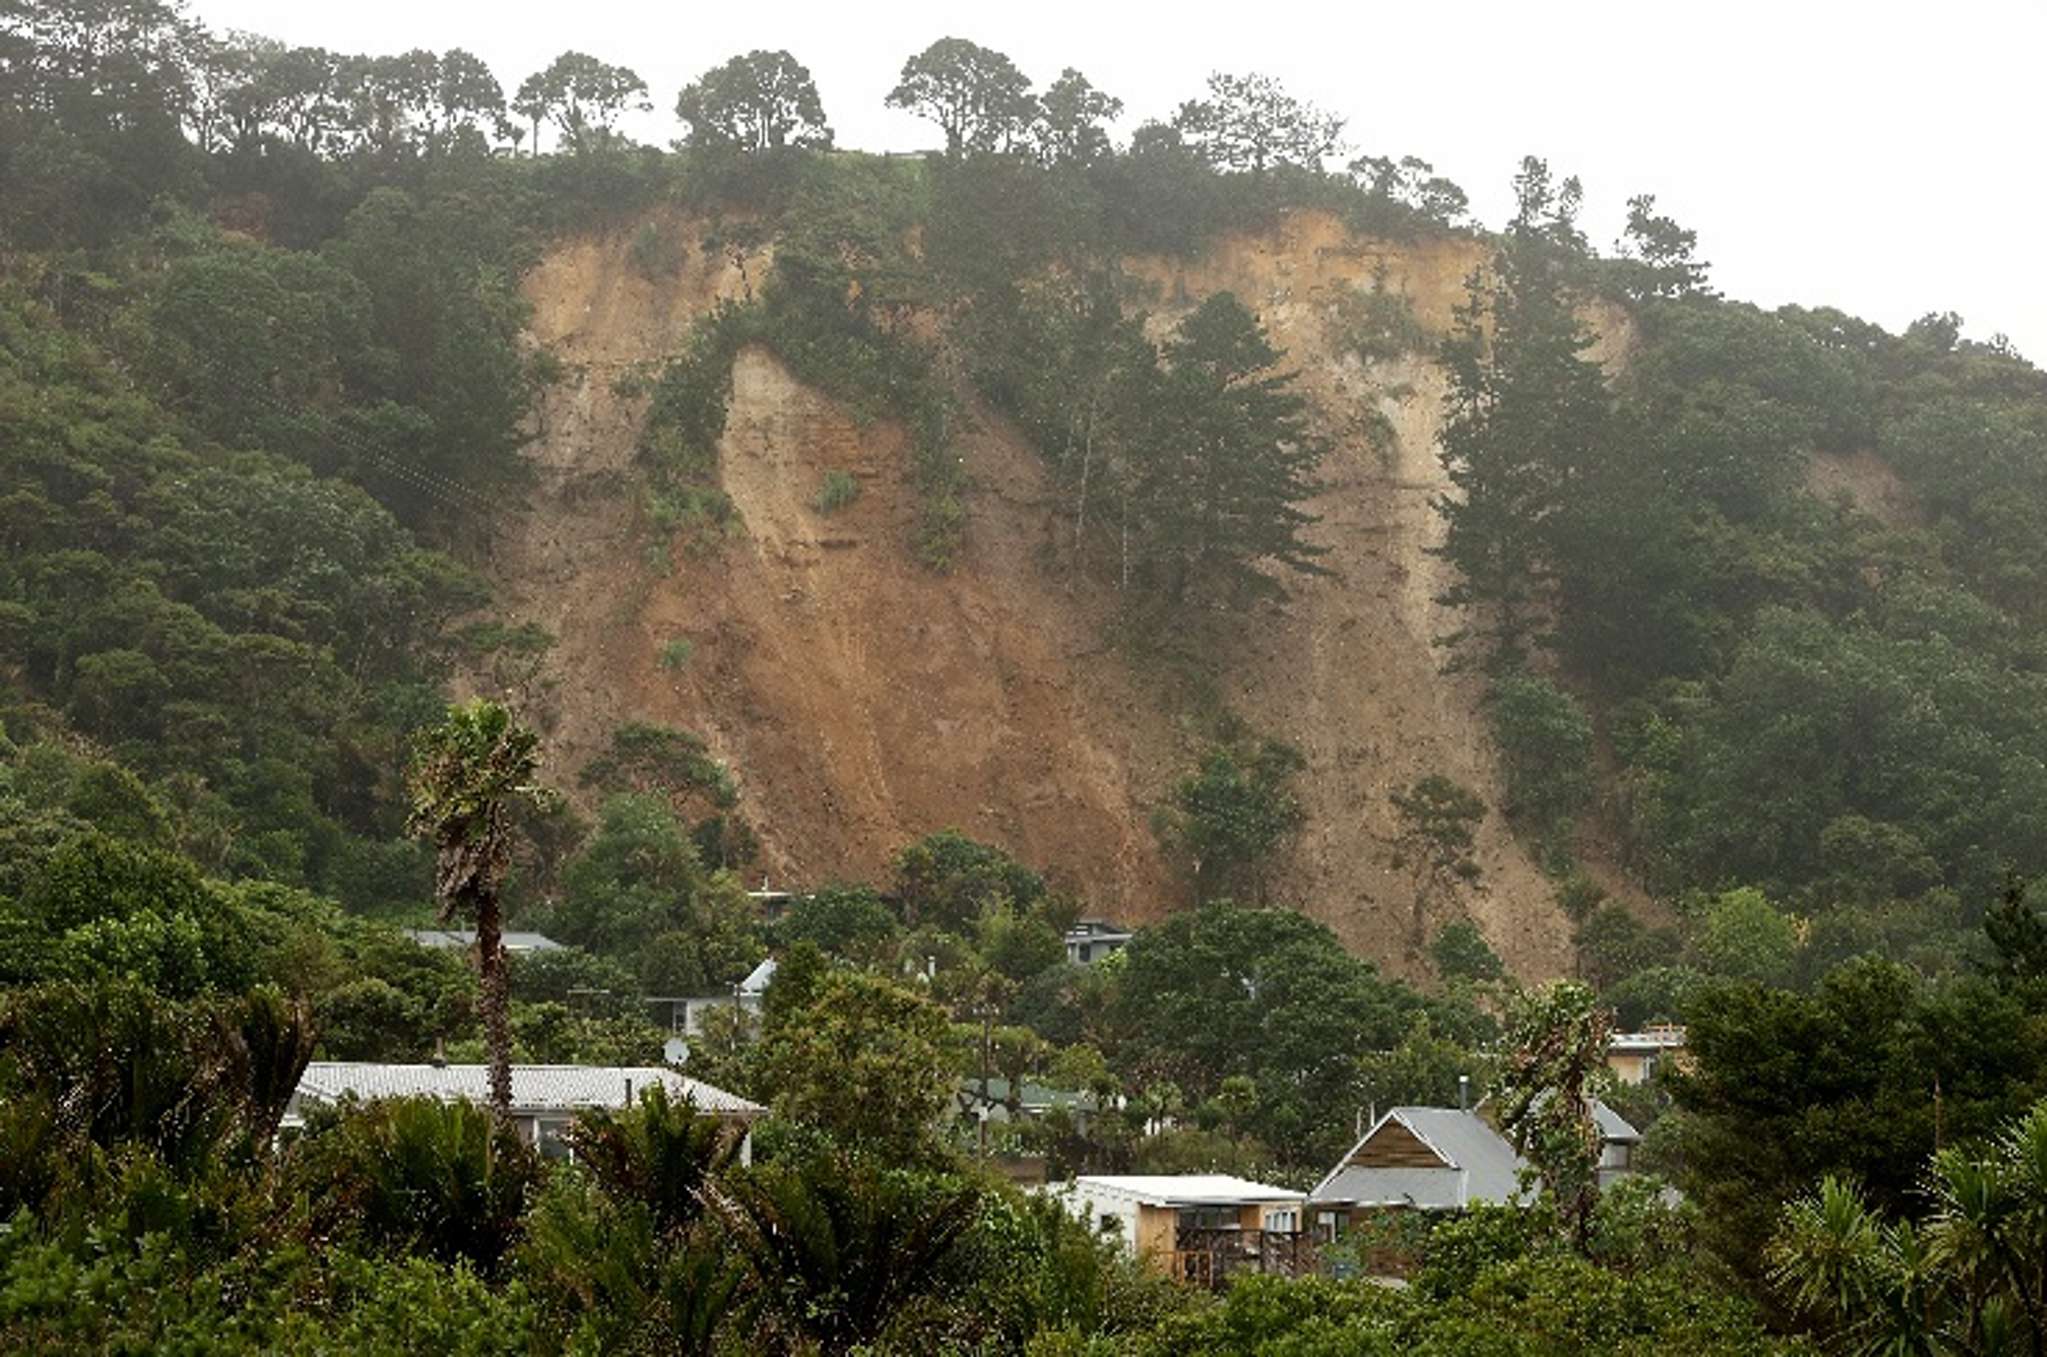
xmin=1131 ymin=292 xmax=1329 ymax=606
xmin=407 ymin=700 xmax=556 ymax=1118
xmin=1495 ymin=981 xmax=1615 ymax=1253
xmin=675 ymin=50 xmax=830 ymax=154
xmin=1433 ymin=157 xmax=1613 ymax=670
xmin=1689 ymin=887 xmax=1799 ymax=987
xmin=1170 ymin=71 xmax=1344 ymax=174
xmin=1486 ymin=671 xmax=1595 ymax=847
xmin=890 ymin=829 xmax=1045 ymax=934
xmin=1431 ymin=919 xmax=1506 ymax=984
xmin=754 ymin=967 xmax=957 ymax=1161
xmin=1110 ymin=902 xmax=1464 ymax=1165
xmin=429 ymin=48 xmax=509 ymax=151
xmin=512 ymin=51 xmax=648 ymax=154
xmin=1771 ymin=1100 xmax=2047 ymax=1355
xmin=1350 ymin=153 xmax=1469 ymax=228
xmin=1612 ymin=193 xmax=1713 ymax=301
xmin=1160 ymin=737 xmax=1306 ymax=903
xmin=707 ymin=1151 xmax=985 ymax=1355
xmin=1668 ymin=956 xmax=2046 ymax=1284
xmin=1385 ymin=774 xmax=1486 ymax=944
xmin=1030 ymin=67 xmax=1120 ymax=167
xmin=885 ymin=38 xmax=1034 ymax=156
xmin=565 ymin=1083 xmax=744 ymax=1237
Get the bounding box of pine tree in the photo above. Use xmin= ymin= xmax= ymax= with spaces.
xmin=1434 ymin=158 xmax=1615 ymax=670
xmin=1133 ymin=292 xmax=1330 ymax=607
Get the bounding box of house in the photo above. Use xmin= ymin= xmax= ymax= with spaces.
xmin=285 ymin=1061 xmax=764 ymax=1161
xmin=402 ymin=928 xmax=565 ymax=953
xmin=1063 ymin=920 xmax=1133 ymax=966
xmin=1048 ymin=1174 xmax=1311 ymax=1286
xmin=646 ymin=957 xmax=778 ymax=1059
xmin=955 ymin=1078 xmax=1105 ymax=1134
xmin=1307 ymin=1100 xmax=1641 ymax=1238
xmin=1608 ymin=1024 xmax=1687 ymax=1084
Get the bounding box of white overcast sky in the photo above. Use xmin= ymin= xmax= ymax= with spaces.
xmin=188 ymin=0 xmax=2046 ymax=359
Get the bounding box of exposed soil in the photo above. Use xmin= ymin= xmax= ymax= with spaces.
xmin=482 ymin=208 xmax=1643 ymax=980
xmin=1806 ymin=447 xmax=1920 ymax=527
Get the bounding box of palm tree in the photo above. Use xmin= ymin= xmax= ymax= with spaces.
xmin=407 ymin=699 xmax=554 ymax=1118
xmin=705 ymin=1150 xmax=984 ymax=1355
xmin=1771 ymin=1099 xmax=2047 ymax=1355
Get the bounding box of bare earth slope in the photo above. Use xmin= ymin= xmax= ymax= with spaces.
xmin=494 ymin=208 xmax=1597 ymax=979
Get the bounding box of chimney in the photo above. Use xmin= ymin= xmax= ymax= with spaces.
xmin=1457 ymin=1074 xmax=1470 ymax=1112
xmin=624 ymin=1076 xmax=634 ymax=1105
xmin=430 ymin=1038 xmax=447 ymax=1069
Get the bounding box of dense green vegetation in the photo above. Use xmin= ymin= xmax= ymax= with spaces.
xmin=7 ymin=2 xmax=2047 ymax=1351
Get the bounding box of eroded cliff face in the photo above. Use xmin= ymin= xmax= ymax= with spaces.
xmin=490 ymin=207 xmax=1616 ymax=979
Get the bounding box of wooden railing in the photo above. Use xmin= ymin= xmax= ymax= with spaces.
xmin=1170 ymin=1229 xmax=1316 ymax=1287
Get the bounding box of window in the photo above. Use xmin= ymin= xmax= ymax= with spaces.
xmin=1098 ymin=1214 xmax=1119 ymax=1234
xmin=1177 ymin=1205 xmax=1236 ymax=1232
xmin=1263 ymin=1208 xmax=1299 ymax=1233
xmin=1316 ymin=1210 xmax=1341 ymax=1244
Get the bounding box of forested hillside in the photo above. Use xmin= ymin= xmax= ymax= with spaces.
xmin=6 ymin=3 xmax=2047 ymax=1352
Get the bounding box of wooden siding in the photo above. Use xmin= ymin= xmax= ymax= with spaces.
xmin=1349 ymin=1119 xmax=1450 ymax=1169
xmin=1135 ymin=1204 xmax=1176 ymax=1265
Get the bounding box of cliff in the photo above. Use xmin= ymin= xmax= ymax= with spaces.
xmin=489 ymin=206 xmax=1631 ymax=978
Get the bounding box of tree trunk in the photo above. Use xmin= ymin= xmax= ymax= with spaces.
xmin=1074 ymin=393 xmax=1098 ymax=579
xmin=473 ymin=889 xmax=514 ymax=1119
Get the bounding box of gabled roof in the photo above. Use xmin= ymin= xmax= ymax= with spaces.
xmin=1591 ymin=1099 xmax=1641 ymax=1144
xmin=1309 ymin=1099 xmax=1641 ymax=1210
xmin=292 ymin=1062 xmax=763 ymax=1117
xmin=1069 ymin=1174 xmax=1305 ymax=1206
xmin=739 ymin=957 xmax=777 ymax=993
xmin=1310 ymin=1107 xmax=1528 ymax=1210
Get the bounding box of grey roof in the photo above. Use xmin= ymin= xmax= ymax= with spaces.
xmin=958 ymin=1077 xmax=1100 ymax=1113
xmin=1592 ymin=1099 xmax=1641 ymax=1144
xmin=1310 ymin=1099 xmax=1641 ymax=1210
xmin=402 ymin=928 xmax=565 ymax=952
xmin=739 ymin=957 xmax=776 ymax=993
xmin=1311 ymin=1107 xmax=1531 ymax=1210
xmin=292 ymin=1062 xmax=763 ymax=1117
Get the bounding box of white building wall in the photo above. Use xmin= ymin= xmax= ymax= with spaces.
xmin=1049 ymin=1182 xmax=1142 ymax=1252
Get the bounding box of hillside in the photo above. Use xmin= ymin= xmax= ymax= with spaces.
xmin=490 ymin=208 xmax=1617 ymax=976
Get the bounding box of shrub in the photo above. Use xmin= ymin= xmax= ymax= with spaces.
xmin=814 ymin=469 xmax=860 ymax=513
xmin=1488 ymin=672 xmax=1595 ymax=838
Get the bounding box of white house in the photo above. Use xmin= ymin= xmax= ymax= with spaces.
xmin=646 ymin=957 xmax=778 ymax=1060
xmin=1063 ymin=920 xmax=1134 ymax=966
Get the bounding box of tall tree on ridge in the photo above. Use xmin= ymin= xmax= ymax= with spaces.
xmin=886 ymin=37 xmax=1034 ymax=156
xmin=1433 ymin=155 xmax=1614 ymax=671
xmin=677 ymin=49 xmax=831 ymax=154
xmin=513 ymin=50 xmax=648 ymax=154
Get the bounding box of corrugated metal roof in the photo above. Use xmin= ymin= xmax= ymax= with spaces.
xmin=294 ymin=1062 xmax=763 ymax=1115
xmin=1310 ymin=1107 xmax=1528 ymax=1209
xmin=1310 ymin=1099 xmax=1641 ymax=1209
xmin=401 ymin=929 xmax=566 ymax=952
xmin=1071 ymin=1174 xmax=1305 ymax=1205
